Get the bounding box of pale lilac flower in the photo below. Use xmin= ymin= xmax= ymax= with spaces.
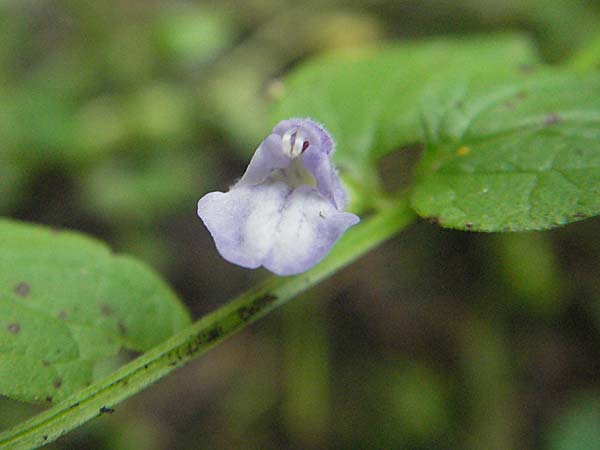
xmin=197 ymin=118 xmax=359 ymax=276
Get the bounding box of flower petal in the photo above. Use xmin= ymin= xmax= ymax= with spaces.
xmin=301 ymin=149 xmax=348 ymax=210
xmin=197 ymin=182 xmax=359 ymax=275
xmin=197 ymin=181 xmax=291 ymax=269
xmin=237 ymin=134 xmax=290 ymax=186
xmin=263 ymin=185 xmax=359 ymax=276
xmin=272 ymin=118 xmax=346 ymax=208
xmin=198 ymin=118 xmax=360 ymax=275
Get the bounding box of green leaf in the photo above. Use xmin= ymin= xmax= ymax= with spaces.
xmin=271 ymin=34 xmax=539 ymax=183
xmin=0 ymin=201 xmax=416 ymax=450
xmin=411 ymin=71 xmax=600 ymax=231
xmin=0 ymin=220 xmax=190 ymax=404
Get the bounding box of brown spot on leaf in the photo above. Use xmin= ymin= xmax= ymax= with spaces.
xmin=118 ymin=320 xmax=127 ymax=335
xmin=46 ymin=396 xmax=53 ymax=403
xmin=544 ymin=113 xmax=561 ymax=126
xmin=465 ymin=222 xmax=474 ymax=230
xmin=53 ymin=377 xmax=62 ymax=389
xmin=58 ymin=310 xmax=68 ymax=320
xmin=505 ymin=91 xmax=528 ymax=109
xmin=100 ymin=304 xmax=114 ymax=316
xmin=503 ymin=100 xmax=516 ymax=109
xmin=7 ymin=323 xmax=20 ymax=334
xmin=14 ymin=282 xmax=30 ymax=297
xmin=517 ymin=64 xmax=535 ymax=74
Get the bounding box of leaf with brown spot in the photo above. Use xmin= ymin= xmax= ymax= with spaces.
xmin=14 ymin=282 xmax=30 ymax=297
xmin=412 ymin=71 xmax=600 ymax=231
xmin=0 ymin=219 xmax=191 ymax=404
xmin=7 ymin=323 xmax=20 ymax=334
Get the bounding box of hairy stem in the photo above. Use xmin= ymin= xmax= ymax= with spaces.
xmin=0 ymin=200 xmax=415 ymax=450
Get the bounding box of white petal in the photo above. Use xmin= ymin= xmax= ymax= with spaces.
xmin=263 ymin=186 xmax=359 ymax=275
xmin=197 ymin=181 xmax=291 ymax=269
xmin=197 ymin=183 xmax=359 ymax=275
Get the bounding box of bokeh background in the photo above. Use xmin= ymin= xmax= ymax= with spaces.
xmin=2 ymin=0 xmax=600 ymax=449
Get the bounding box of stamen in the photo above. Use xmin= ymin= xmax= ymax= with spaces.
xmin=281 ymin=127 xmax=308 ymax=158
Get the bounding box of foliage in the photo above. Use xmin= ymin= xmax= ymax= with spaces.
xmin=2 ymin=1 xmax=600 ymax=449
xmin=0 ymin=220 xmax=190 ymax=404
xmin=272 ymin=35 xmax=539 ymax=175
xmin=412 ymin=71 xmax=600 ymax=231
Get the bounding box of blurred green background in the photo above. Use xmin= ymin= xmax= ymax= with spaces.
xmin=2 ymin=0 xmax=600 ymax=449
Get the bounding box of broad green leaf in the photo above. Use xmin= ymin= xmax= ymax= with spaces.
xmin=0 ymin=220 xmax=190 ymax=403
xmin=0 ymin=201 xmax=416 ymax=450
xmin=411 ymin=72 xmax=600 ymax=231
xmin=271 ymin=34 xmax=539 ymax=183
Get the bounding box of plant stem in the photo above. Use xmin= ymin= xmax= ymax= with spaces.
xmin=0 ymin=200 xmax=416 ymax=450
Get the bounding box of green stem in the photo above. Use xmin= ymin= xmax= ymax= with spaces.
xmin=0 ymin=200 xmax=415 ymax=450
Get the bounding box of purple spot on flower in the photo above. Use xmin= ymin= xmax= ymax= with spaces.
xmin=197 ymin=118 xmax=360 ymax=276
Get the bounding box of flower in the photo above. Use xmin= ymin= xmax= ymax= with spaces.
xmin=197 ymin=118 xmax=360 ymax=276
